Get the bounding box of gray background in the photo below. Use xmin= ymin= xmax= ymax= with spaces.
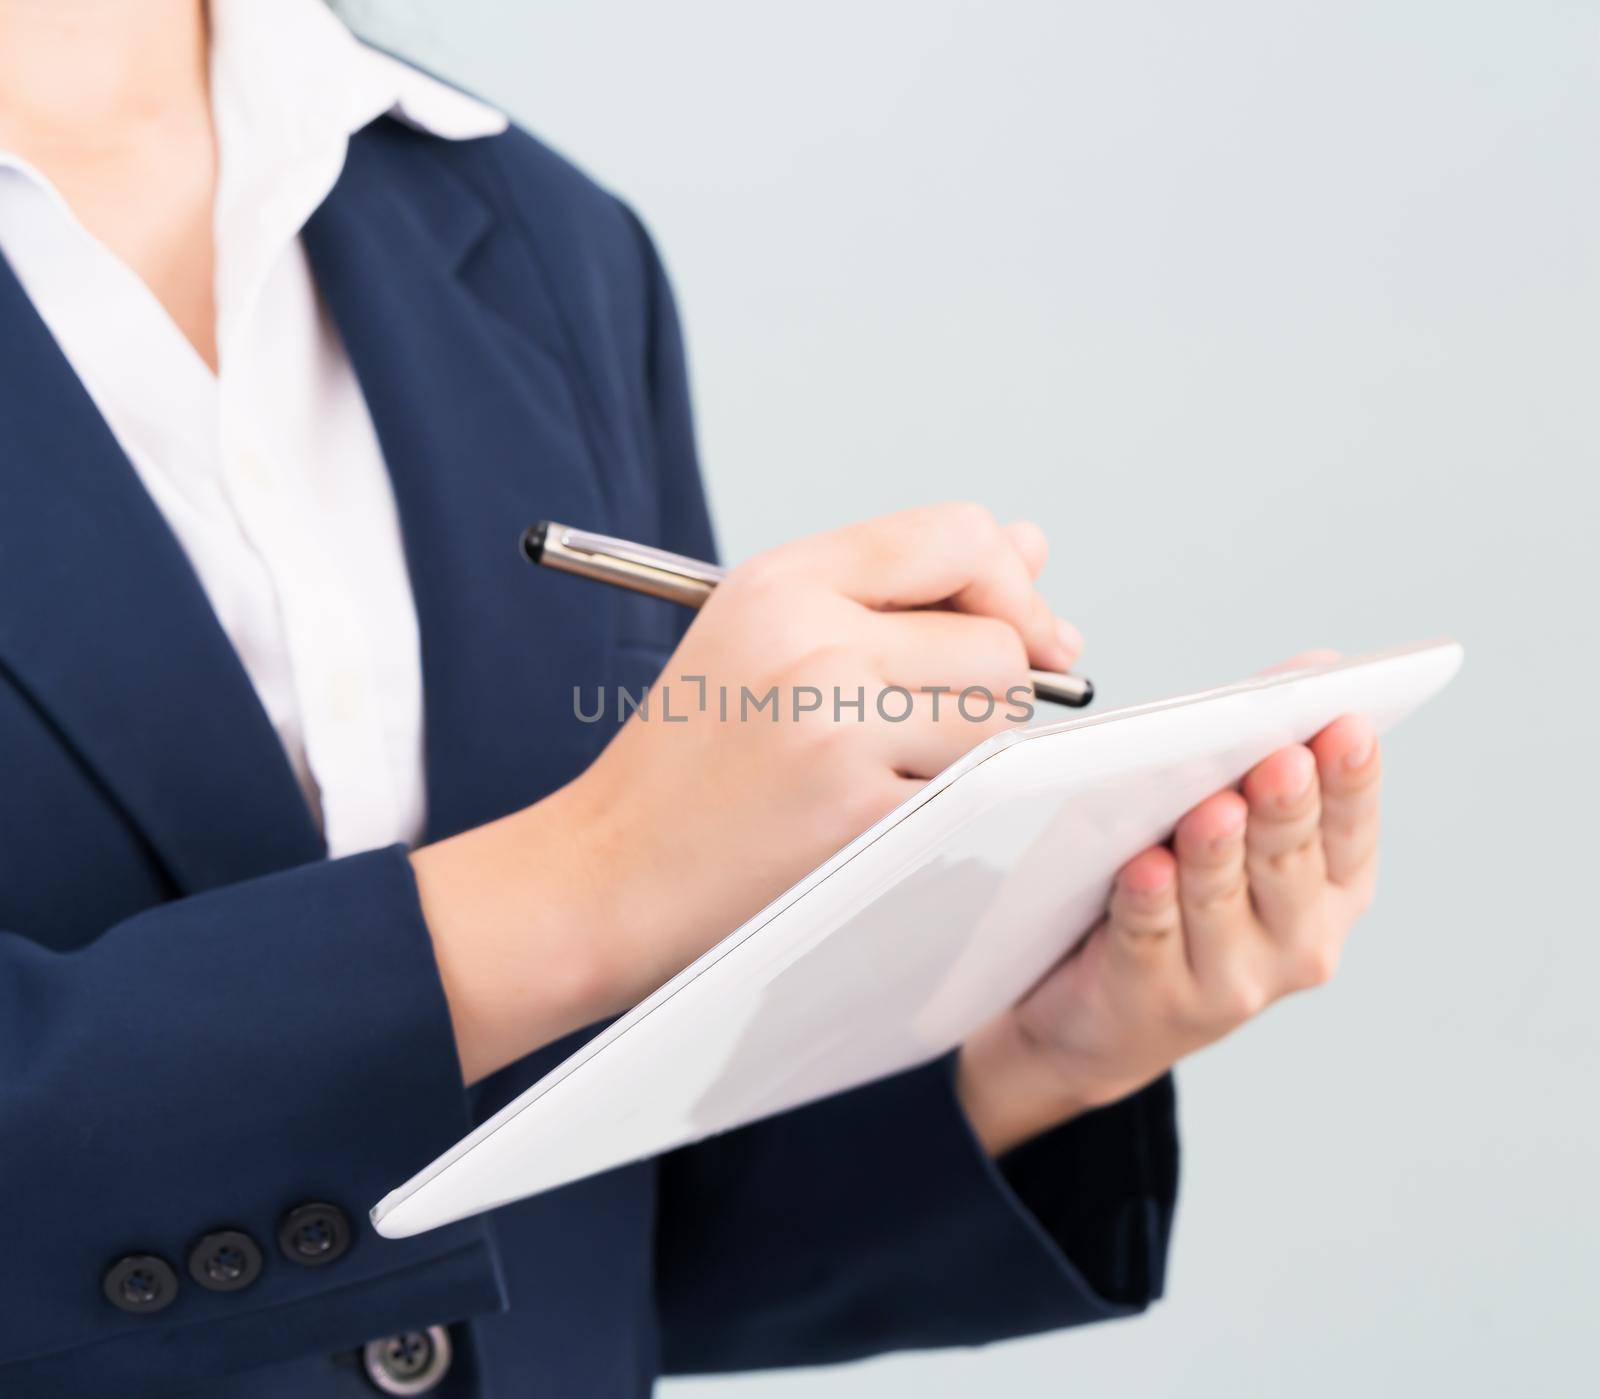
xmin=356 ymin=3 xmax=1597 ymax=1394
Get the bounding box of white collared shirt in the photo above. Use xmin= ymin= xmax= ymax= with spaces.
xmin=0 ymin=0 xmax=506 ymax=856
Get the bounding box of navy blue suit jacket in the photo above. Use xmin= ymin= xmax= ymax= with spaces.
xmin=0 ymin=116 xmax=1178 ymax=1397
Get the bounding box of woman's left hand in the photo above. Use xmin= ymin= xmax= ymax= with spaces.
xmin=957 ymin=708 xmax=1383 ymax=1156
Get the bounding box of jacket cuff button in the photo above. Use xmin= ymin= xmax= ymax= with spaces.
xmin=187 ymin=1229 xmax=264 ymax=1291
xmin=103 ymin=1255 xmax=179 ymax=1314
xmin=278 ymin=1202 xmax=352 ymax=1266
xmin=363 ymin=1325 xmax=453 ymax=1395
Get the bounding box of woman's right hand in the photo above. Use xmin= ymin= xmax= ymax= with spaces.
xmin=413 ymin=503 xmax=1082 ymax=1084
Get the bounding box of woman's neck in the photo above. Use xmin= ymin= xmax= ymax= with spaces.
xmin=0 ymin=0 xmax=220 ymax=371
xmin=0 ymin=0 xmax=209 ymax=156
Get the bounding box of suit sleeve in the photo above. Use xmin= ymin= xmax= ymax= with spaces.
xmin=658 ymin=1062 xmax=1177 ymax=1371
xmin=623 ymin=210 xmax=1181 ymax=1369
xmin=0 ymin=848 xmax=504 ymax=1398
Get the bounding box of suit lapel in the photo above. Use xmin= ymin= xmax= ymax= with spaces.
xmin=0 ymin=260 xmax=325 ymax=894
xmin=0 ymin=121 xmax=617 ymax=895
xmin=305 ymin=124 xmax=617 ymax=843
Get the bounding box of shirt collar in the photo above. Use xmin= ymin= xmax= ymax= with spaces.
xmin=0 ymin=2 xmax=505 ymax=214
xmin=205 ymin=0 xmax=506 ymax=360
xmin=208 ymin=0 xmax=508 ymax=146
xmin=0 ymin=0 xmax=509 ymax=373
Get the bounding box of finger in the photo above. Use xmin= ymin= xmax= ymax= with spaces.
xmin=1041 ymin=598 xmax=1083 ymax=669
xmin=1259 ymin=649 xmax=1341 ymax=676
xmin=944 ymin=528 xmax=1073 ymax=672
xmin=866 ymin=609 xmax=1031 ymax=702
xmin=1102 ymin=846 xmax=1187 ymax=977
xmin=1172 ymin=790 xmax=1257 ymax=983
xmin=1310 ymin=715 xmax=1382 ymax=892
xmin=835 ymin=613 xmax=1025 ymax=780
xmin=1001 ymin=522 xmax=1084 ymax=664
xmin=783 ymin=503 xmax=1010 ymax=610
xmin=1241 ymin=744 xmax=1328 ymax=944
xmin=835 ymin=771 xmax=932 ymax=840
xmin=1005 ymin=519 xmax=1049 ymax=580
xmin=779 ymin=504 xmax=1072 ymax=671
xmin=876 ymin=680 xmax=1024 ymax=780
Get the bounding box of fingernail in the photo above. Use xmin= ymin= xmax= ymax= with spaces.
xmin=1343 ymin=724 xmax=1375 ymax=772
xmin=1055 ymin=617 xmax=1083 ymax=662
xmin=1121 ymin=858 xmax=1172 ymax=897
xmin=1284 ymin=749 xmax=1316 ymax=804
xmin=1209 ymin=808 xmax=1246 ymax=851
xmin=1129 ymin=871 xmax=1172 ymax=900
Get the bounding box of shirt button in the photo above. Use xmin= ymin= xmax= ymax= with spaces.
xmin=327 ymin=669 xmax=366 ymax=724
xmin=234 ymin=445 xmax=275 ymax=493
xmin=362 ymin=1325 xmax=453 ymax=1395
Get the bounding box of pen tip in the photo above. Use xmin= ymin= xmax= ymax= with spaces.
xmin=521 ymin=521 xmax=549 ymax=564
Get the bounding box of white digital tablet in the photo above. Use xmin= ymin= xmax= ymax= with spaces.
xmin=373 ymin=640 xmax=1463 ymax=1238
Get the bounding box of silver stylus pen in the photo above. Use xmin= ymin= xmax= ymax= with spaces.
xmin=521 ymin=521 xmax=1095 ymax=708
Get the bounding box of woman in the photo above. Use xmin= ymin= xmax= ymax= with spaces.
xmin=0 ymin=2 xmax=1385 ymax=1396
